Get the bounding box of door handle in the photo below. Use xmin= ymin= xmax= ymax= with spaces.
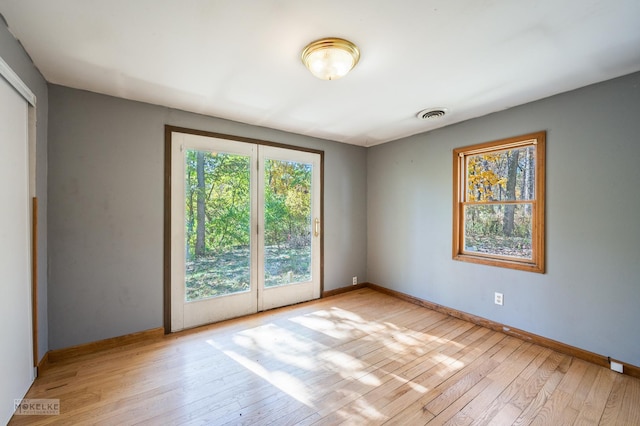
xmin=314 ymin=218 xmax=320 ymax=237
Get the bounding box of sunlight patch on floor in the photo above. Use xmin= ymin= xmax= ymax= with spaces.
xmin=318 ymin=349 xmax=366 ymax=375
xmin=206 ymin=338 xmax=315 ymax=408
xmin=290 ymin=307 xmax=388 ymax=339
xmin=335 ymin=395 xmax=388 ymax=424
xmin=433 ymin=352 xmax=466 ymax=370
xmin=232 ymin=323 xmax=322 ymax=371
xmin=203 ymin=305 xmax=465 ymax=417
xmin=356 ymin=372 xmax=382 ymax=387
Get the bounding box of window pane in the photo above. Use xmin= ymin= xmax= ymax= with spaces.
xmin=466 ymin=146 xmax=535 ymax=202
xmin=184 ymin=150 xmax=251 ymax=301
xmin=264 ymin=159 xmax=312 ymax=287
xmin=464 ymin=204 xmax=533 ymax=259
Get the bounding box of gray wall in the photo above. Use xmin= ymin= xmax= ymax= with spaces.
xmin=47 ymin=85 xmax=367 ymax=350
xmin=0 ymin=18 xmax=48 ymax=361
xmin=38 ymin=52 xmax=640 ymax=367
xmin=368 ymin=72 xmax=640 ymax=366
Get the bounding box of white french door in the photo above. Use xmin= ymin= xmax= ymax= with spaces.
xmin=170 ymin=131 xmax=321 ymax=331
xmin=258 ymin=146 xmax=321 ymax=312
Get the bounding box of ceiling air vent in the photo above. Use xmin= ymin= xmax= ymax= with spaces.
xmin=417 ymin=108 xmax=448 ymax=120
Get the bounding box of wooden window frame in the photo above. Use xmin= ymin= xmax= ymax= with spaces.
xmin=452 ymin=131 xmax=546 ymax=273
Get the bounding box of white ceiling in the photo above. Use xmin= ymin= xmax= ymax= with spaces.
xmin=2 ymin=0 xmax=640 ymax=147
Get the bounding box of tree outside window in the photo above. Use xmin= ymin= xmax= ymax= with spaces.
xmin=453 ymin=131 xmax=546 ymax=273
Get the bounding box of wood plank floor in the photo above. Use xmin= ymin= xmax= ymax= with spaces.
xmin=10 ymin=288 xmax=640 ymax=425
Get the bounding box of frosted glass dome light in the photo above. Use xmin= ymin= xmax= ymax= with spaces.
xmin=301 ymin=38 xmax=360 ymax=80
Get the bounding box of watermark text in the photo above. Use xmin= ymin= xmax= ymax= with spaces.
xmin=13 ymin=399 xmax=60 ymax=415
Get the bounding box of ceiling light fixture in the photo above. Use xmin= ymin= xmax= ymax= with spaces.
xmin=301 ymin=37 xmax=360 ymax=80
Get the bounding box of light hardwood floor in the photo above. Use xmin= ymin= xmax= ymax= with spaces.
xmin=10 ymin=288 xmax=640 ymax=425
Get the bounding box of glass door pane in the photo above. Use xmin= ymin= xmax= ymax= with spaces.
xmin=184 ymin=149 xmax=252 ymax=301
xmin=171 ymin=133 xmax=257 ymax=331
xmin=258 ymin=146 xmax=320 ymax=312
xmin=263 ymin=158 xmax=313 ymax=288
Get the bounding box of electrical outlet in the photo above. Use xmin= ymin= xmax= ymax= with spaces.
xmin=610 ymin=360 xmax=624 ymax=373
xmin=352 ymin=276 xmax=358 ymax=285
xmin=494 ymin=292 xmax=504 ymax=306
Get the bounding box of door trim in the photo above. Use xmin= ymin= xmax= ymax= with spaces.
xmin=32 ymin=197 xmax=38 ymax=366
xmin=163 ymin=125 xmax=324 ymax=334
xmin=0 ymin=56 xmax=36 ymax=106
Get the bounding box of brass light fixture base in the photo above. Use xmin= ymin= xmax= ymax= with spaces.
xmin=301 ymin=37 xmax=360 ymax=80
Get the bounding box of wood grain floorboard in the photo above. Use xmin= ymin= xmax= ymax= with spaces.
xmin=9 ymin=288 xmax=640 ymax=425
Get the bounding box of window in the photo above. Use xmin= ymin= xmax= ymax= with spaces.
xmin=453 ymin=131 xmax=545 ymax=273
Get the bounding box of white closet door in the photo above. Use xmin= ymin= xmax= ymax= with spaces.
xmin=0 ymin=75 xmax=34 ymax=424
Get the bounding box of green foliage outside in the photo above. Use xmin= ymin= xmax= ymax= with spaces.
xmin=263 ymin=159 xmax=312 ymax=287
xmin=464 ymin=146 xmax=535 ymax=259
xmin=184 ymin=150 xmax=312 ymax=300
xmin=185 ymin=150 xmax=251 ymax=257
xmin=464 ymin=205 xmax=532 ymax=258
xmin=185 ymin=246 xmax=311 ymax=300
